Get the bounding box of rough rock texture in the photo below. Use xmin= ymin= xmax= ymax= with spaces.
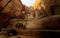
xmin=0 ymin=0 xmax=24 ymax=17
xmin=26 ymin=15 xmax=60 ymax=29
xmin=38 ymin=0 xmax=60 ymax=15
xmin=0 ymin=0 xmax=24 ymax=28
xmin=40 ymin=0 xmax=55 ymax=16
xmin=7 ymin=19 xmax=26 ymax=30
xmin=52 ymin=0 xmax=60 ymax=15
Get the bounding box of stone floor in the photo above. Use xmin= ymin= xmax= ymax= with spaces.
xmin=0 ymin=35 xmax=40 ymax=38
xmin=0 ymin=28 xmax=41 ymax=38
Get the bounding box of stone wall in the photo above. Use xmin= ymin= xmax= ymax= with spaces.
xmin=40 ymin=0 xmax=60 ymax=15
xmin=40 ymin=0 xmax=55 ymax=16
xmin=52 ymin=0 xmax=60 ymax=15
xmin=0 ymin=0 xmax=24 ymax=17
xmin=0 ymin=0 xmax=24 ymax=28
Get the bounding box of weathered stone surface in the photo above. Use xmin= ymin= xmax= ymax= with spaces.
xmin=0 ymin=0 xmax=24 ymax=28
xmin=26 ymin=15 xmax=60 ymax=29
xmin=50 ymin=0 xmax=60 ymax=15
xmin=0 ymin=0 xmax=24 ymax=17
xmin=41 ymin=0 xmax=60 ymax=15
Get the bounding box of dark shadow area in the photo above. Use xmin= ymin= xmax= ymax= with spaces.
xmin=7 ymin=30 xmax=17 ymax=37
xmin=43 ymin=31 xmax=60 ymax=38
xmin=15 ymin=23 xmax=26 ymax=29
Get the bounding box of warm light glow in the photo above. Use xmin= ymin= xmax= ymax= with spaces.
xmin=33 ymin=0 xmax=41 ymax=10
xmin=20 ymin=0 xmax=41 ymax=10
xmin=21 ymin=0 xmax=36 ymax=7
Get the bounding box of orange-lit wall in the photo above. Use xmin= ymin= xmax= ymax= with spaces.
xmin=33 ymin=0 xmax=41 ymax=10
